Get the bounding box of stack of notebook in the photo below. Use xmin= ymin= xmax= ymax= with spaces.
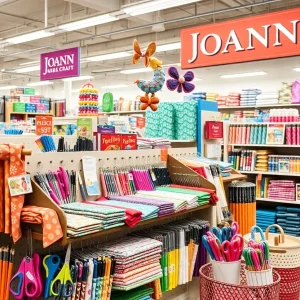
xmin=61 ymin=202 xmax=126 ymax=230
xmin=102 ymin=236 xmax=163 ymax=291
xmin=256 ymin=209 xmax=277 ymax=232
xmin=276 ymin=206 xmax=300 ymax=237
xmin=109 ymin=195 xmax=175 ymax=216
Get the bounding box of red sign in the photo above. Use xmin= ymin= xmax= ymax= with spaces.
xmin=181 ymin=8 xmax=300 ymax=69
xmin=36 ymin=116 xmax=53 ymax=135
xmin=205 ymin=121 xmax=223 ymax=139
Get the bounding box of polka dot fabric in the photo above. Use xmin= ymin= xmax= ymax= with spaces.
xmin=21 ymin=206 xmax=63 ymax=247
xmin=0 ymin=144 xmax=25 ymax=242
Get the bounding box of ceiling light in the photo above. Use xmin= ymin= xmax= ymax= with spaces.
xmin=194 ymin=78 xmax=202 ymax=81
xmin=101 ymin=84 xmax=129 ymax=89
xmin=19 ymin=60 xmax=40 ymax=66
xmin=6 ymin=30 xmax=54 ymax=45
xmin=14 ymin=65 xmax=40 ymax=73
xmin=123 ymin=0 xmax=199 ymax=16
xmin=220 ymin=71 xmax=267 ymax=79
xmin=156 ymin=42 xmax=181 ymax=52
xmin=293 ymin=68 xmax=300 ymax=72
xmin=62 ymin=75 xmax=94 ymax=82
xmin=87 ymin=52 xmax=131 ymax=62
xmin=120 ymin=68 xmax=152 ymax=74
xmin=0 ymin=85 xmax=17 ymax=90
xmin=59 ymin=14 xmax=118 ymax=31
xmin=27 ymin=81 xmax=53 ymax=87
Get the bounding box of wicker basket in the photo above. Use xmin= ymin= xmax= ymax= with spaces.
xmin=244 ymin=225 xmax=300 ymax=300
xmin=244 ymin=224 xmax=300 ymax=268
xmin=199 ymin=262 xmax=281 ymax=300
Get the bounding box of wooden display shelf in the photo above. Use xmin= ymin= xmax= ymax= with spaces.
xmin=256 ymin=197 xmax=300 ymax=205
xmin=229 ymin=144 xmax=300 ymax=148
xmin=222 ymin=171 xmax=247 ymax=183
xmin=219 ymin=103 xmax=300 ymax=110
xmin=5 ymin=102 xmax=53 ymax=122
xmin=241 ymin=170 xmax=300 ymax=177
xmin=26 ymin=203 xmax=213 ymax=246
xmin=23 ymin=154 xmax=216 ymax=246
xmin=102 ymin=110 xmax=146 ymax=115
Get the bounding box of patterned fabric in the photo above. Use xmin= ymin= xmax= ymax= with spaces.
xmin=173 ymin=102 xmax=197 ymax=140
xmin=145 ymin=103 xmax=174 ymax=139
xmin=21 ymin=206 xmax=63 ymax=247
xmin=0 ymin=144 xmax=25 ymax=242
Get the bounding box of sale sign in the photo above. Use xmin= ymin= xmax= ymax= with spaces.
xmin=40 ymin=47 xmax=80 ymax=80
xmin=36 ymin=116 xmax=53 ymax=135
xmin=181 ymin=8 xmax=300 ymax=68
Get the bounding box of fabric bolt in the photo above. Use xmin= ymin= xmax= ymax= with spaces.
xmin=21 ymin=206 xmax=63 ymax=247
xmin=115 ymin=256 xmax=161 ymax=273
xmin=0 ymin=144 xmax=25 ymax=242
xmin=111 ymin=286 xmax=153 ymax=299
xmin=108 ymin=195 xmax=175 ymax=216
xmin=136 ymin=191 xmax=187 ymax=212
xmin=86 ymin=200 xmax=142 ymax=227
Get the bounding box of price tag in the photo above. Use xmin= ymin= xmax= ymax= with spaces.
xmin=36 ymin=116 xmax=53 ymax=135
xmin=160 ymin=149 xmax=168 ymax=162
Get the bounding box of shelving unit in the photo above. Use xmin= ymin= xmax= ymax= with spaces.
xmin=241 ymin=171 xmax=300 ymax=177
xmin=101 ymin=110 xmax=146 ymax=115
xmin=219 ymin=103 xmax=300 ymax=110
xmin=5 ymin=101 xmax=53 ymax=122
xmin=256 ymin=197 xmax=300 ymax=205
xmin=229 ymin=144 xmax=300 ymax=147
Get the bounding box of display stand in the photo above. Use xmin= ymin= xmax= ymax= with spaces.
xmin=22 ymin=152 xmax=215 ymax=246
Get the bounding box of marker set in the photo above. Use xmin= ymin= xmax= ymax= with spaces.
xmin=228 ymin=182 xmax=256 ymax=236
xmin=57 ymin=136 xmax=94 ymax=152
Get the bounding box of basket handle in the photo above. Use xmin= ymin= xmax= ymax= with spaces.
xmin=265 ymin=224 xmax=285 ymax=244
xmin=82 ymin=83 xmax=94 ymax=88
xmin=250 ymin=225 xmax=265 ymax=241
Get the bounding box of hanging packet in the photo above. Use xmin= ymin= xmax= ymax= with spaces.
xmin=292 ymin=80 xmax=300 ymax=103
xmin=102 ymin=92 xmax=113 ymax=112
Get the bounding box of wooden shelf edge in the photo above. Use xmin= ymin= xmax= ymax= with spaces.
xmin=222 ymin=169 xmax=247 ymax=183
xmin=23 ymin=203 xmax=214 ymax=246
xmin=256 ymin=197 xmax=300 ymax=205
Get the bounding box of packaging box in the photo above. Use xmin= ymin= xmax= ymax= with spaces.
xmin=100 ymin=134 xmax=121 ymax=151
xmin=36 ymin=104 xmax=46 ymax=113
xmin=25 ymin=103 xmax=36 ymax=113
xmin=13 ymin=102 xmax=26 ymax=112
xmin=30 ymin=96 xmax=40 ymax=104
xmin=24 ymin=88 xmax=35 ymax=95
xmin=11 ymin=88 xmax=24 ymax=96
xmin=97 ymin=125 xmax=115 ymax=134
xmin=204 ymin=121 xmax=223 ymax=139
xmin=20 ymin=95 xmax=30 ymax=103
xmin=40 ymin=99 xmax=50 ymax=104
xmin=121 ymin=134 xmax=137 ymax=150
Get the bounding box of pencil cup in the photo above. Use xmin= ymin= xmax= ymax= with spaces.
xmin=211 ymin=260 xmax=241 ymax=284
xmin=245 ymin=268 xmax=273 ymax=286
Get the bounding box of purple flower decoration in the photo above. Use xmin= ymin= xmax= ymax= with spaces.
xmin=166 ymin=66 xmax=195 ymax=93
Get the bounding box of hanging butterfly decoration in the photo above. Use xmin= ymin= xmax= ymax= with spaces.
xmin=132 ymin=39 xmax=165 ymax=111
xmin=166 ymin=66 xmax=195 ymax=93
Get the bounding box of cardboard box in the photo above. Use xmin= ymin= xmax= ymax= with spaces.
xmin=13 ymin=102 xmax=25 ymax=112
xmin=24 ymin=88 xmax=35 ymax=95
xmin=20 ymin=95 xmax=30 ymax=103
xmin=100 ymin=134 xmax=121 ymax=151
xmin=36 ymin=104 xmax=47 ymax=113
xmin=30 ymin=96 xmax=40 ymax=104
xmin=40 ymin=98 xmax=50 ymax=104
xmin=25 ymin=103 xmax=36 ymax=113
xmin=121 ymin=134 xmax=137 ymax=150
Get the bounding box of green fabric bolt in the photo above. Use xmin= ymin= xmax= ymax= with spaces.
xmin=111 ymin=286 xmax=153 ymax=300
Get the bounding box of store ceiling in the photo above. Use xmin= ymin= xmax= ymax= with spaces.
xmin=0 ymin=0 xmax=299 ymax=88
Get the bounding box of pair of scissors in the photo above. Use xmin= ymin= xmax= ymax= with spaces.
xmin=50 ymin=244 xmax=74 ymax=297
xmin=10 ymin=231 xmax=43 ymax=299
xmin=221 ymin=234 xmax=243 ymax=262
xmin=202 ymin=235 xmax=224 ymax=261
xmin=43 ymin=254 xmax=61 ymax=299
xmin=221 ymin=227 xmax=232 ymax=242
xmin=231 ymin=221 xmax=239 ymax=236
xmin=211 ymin=227 xmax=223 ymax=242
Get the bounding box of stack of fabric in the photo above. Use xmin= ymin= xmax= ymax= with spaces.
xmin=156 ymin=186 xmax=210 ymax=207
xmin=256 ymin=150 xmax=273 ymax=172
xmin=88 ymin=200 xmax=159 ymax=221
xmin=226 ymin=92 xmax=241 ymax=106
xmin=276 ymin=206 xmax=300 ymax=237
xmin=109 ymin=195 xmax=175 ymax=216
xmin=102 ymin=236 xmax=163 ymax=291
xmin=279 ymin=82 xmax=293 ymax=104
xmin=192 ymin=92 xmax=206 ymax=100
xmin=240 ymin=89 xmax=261 ymax=106
xmin=111 ymin=286 xmax=154 ymax=300
xmin=243 ymin=110 xmax=255 ymax=120
xmin=206 ymin=92 xmax=219 ymax=101
xmin=267 ymin=180 xmax=296 ymax=201
xmin=256 ymin=209 xmax=277 ymax=232
xmin=256 ymin=91 xmax=279 ymax=106
xmin=64 ymin=213 xmax=103 ymax=237
xmin=234 ymin=110 xmax=243 ymax=120
xmin=137 ymin=138 xmax=171 ymax=149
xmin=137 ymin=138 xmax=153 ymax=150
xmin=216 ymin=96 xmax=227 ymax=107
xmin=136 ymin=190 xmax=187 ymax=212
xmin=61 ymin=202 xmax=126 ymax=231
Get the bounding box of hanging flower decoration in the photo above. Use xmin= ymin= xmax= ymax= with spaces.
xmin=166 ymin=66 xmax=195 ymax=93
